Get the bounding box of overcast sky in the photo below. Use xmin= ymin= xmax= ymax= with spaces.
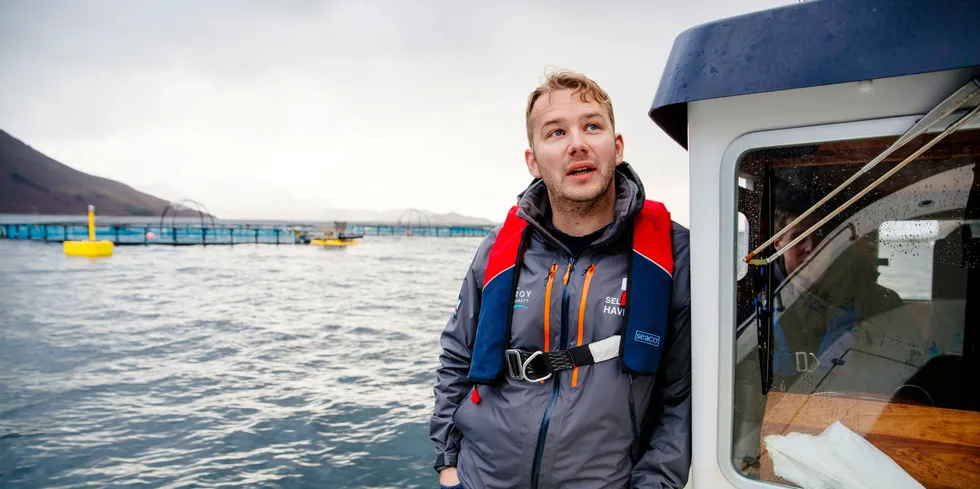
xmin=1 ymin=0 xmax=789 ymax=223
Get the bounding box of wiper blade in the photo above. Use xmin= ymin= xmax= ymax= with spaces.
xmin=745 ymin=78 xmax=980 ymax=266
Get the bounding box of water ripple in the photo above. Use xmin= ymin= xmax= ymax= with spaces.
xmin=0 ymin=237 xmax=481 ymax=488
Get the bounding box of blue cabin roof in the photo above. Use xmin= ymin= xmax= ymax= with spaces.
xmin=649 ymin=0 xmax=980 ymax=150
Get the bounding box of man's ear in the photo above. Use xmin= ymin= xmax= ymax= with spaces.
xmin=614 ymin=133 xmax=624 ymax=165
xmin=525 ymin=148 xmax=541 ymax=178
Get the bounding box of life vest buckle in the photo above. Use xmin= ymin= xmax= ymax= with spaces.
xmin=505 ymin=349 xmax=553 ymax=383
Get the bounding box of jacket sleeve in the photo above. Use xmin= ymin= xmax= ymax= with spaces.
xmin=428 ymin=229 xmax=497 ymax=473
xmin=631 ymin=224 xmax=693 ymax=489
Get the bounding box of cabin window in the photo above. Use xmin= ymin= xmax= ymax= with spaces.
xmin=731 ymin=126 xmax=980 ymax=489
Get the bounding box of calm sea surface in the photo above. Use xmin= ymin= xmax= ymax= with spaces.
xmin=0 ymin=237 xmax=481 ymax=488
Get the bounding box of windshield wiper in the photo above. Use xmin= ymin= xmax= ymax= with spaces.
xmin=744 ymin=78 xmax=980 ymax=266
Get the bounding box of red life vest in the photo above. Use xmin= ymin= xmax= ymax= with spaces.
xmin=465 ymin=200 xmax=674 ymax=385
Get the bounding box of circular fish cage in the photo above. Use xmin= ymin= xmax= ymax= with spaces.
xmin=397 ymin=209 xmax=431 ymax=235
xmin=159 ymin=199 xmax=217 ymax=243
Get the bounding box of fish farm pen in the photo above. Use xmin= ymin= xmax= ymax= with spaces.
xmin=0 ymin=222 xmax=494 ymax=246
xmin=351 ymin=224 xmax=494 ymax=237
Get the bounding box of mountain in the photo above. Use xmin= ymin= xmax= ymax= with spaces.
xmin=0 ymin=129 xmax=203 ymax=217
xmin=134 ymin=183 xmax=188 ymax=204
xmin=135 ymin=179 xmax=498 ymax=226
xmin=135 ymin=179 xmax=329 ymax=222
xmin=321 ymin=208 xmax=496 ymax=226
xmin=0 ymin=128 xmax=494 ymax=226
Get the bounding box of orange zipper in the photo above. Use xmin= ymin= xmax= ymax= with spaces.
xmin=562 ymin=262 xmax=573 ymax=286
xmin=572 ymin=263 xmax=596 ymax=387
xmin=543 ymin=264 xmax=558 ymax=353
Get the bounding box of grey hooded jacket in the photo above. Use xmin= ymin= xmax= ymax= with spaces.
xmin=430 ymin=163 xmax=692 ymax=489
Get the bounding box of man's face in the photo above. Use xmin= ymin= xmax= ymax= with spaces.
xmin=524 ymin=89 xmax=624 ymax=206
xmin=774 ymin=215 xmax=819 ymax=274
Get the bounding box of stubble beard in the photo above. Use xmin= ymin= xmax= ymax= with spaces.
xmin=547 ymin=160 xmax=617 ymax=221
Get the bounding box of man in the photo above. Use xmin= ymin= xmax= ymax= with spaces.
xmin=429 ymin=69 xmax=692 ymax=489
xmin=768 ymin=179 xmax=903 ymax=384
xmin=771 ymin=183 xmax=821 ymax=284
xmin=768 ymin=180 xmax=827 ymax=380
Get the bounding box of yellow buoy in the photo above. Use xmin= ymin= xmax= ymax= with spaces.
xmin=63 ymin=205 xmax=114 ymax=257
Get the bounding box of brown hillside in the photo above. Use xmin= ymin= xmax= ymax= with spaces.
xmin=0 ymin=129 xmax=207 ymax=217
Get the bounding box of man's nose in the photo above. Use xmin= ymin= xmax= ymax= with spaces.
xmin=567 ymin=130 xmax=589 ymax=156
xmin=800 ymin=237 xmax=814 ymax=253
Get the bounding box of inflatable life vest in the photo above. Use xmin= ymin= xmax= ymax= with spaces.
xmin=465 ymin=200 xmax=674 ymax=385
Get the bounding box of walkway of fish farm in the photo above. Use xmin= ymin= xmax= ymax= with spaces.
xmin=0 ymin=222 xmax=494 ymax=245
xmin=349 ymin=224 xmax=494 ymax=237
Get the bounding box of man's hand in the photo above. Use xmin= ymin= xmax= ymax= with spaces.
xmin=438 ymin=467 xmax=460 ymax=486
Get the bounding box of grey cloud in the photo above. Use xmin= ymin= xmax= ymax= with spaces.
xmin=0 ymin=0 xmax=790 ymax=221
xmin=1 ymin=1 xmax=526 ymax=140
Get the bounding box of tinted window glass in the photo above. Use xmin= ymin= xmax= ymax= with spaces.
xmin=732 ymin=128 xmax=980 ymax=488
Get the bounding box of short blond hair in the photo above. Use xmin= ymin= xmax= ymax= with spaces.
xmin=525 ymin=69 xmax=615 ymax=147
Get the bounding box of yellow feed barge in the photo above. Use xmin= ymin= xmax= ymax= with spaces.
xmin=310 ymin=238 xmax=358 ymax=247
xmin=63 ymin=205 xmax=114 ymax=257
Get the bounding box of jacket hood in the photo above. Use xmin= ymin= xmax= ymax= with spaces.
xmin=514 ymin=161 xmax=647 ymax=251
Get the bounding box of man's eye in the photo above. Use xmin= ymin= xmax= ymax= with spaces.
xmin=550 ymin=129 xmax=565 ymax=137
xmin=586 ymin=123 xmax=599 ymax=131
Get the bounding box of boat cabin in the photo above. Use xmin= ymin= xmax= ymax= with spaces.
xmin=649 ymin=1 xmax=980 ymax=488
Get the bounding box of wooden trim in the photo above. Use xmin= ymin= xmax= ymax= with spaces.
xmin=759 ymin=392 xmax=980 ymax=489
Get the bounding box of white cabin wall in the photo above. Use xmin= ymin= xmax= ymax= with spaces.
xmin=684 ymin=67 xmax=980 ymax=489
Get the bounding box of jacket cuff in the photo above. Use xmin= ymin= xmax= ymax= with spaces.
xmin=434 ymin=450 xmax=459 ymax=473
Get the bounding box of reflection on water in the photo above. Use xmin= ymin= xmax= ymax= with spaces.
xmin=0 ymin=237 xmax=480 ymax=488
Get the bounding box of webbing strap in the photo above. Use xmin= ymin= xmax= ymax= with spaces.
xmin=505 ymin=335 xmax=621 ymax=382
